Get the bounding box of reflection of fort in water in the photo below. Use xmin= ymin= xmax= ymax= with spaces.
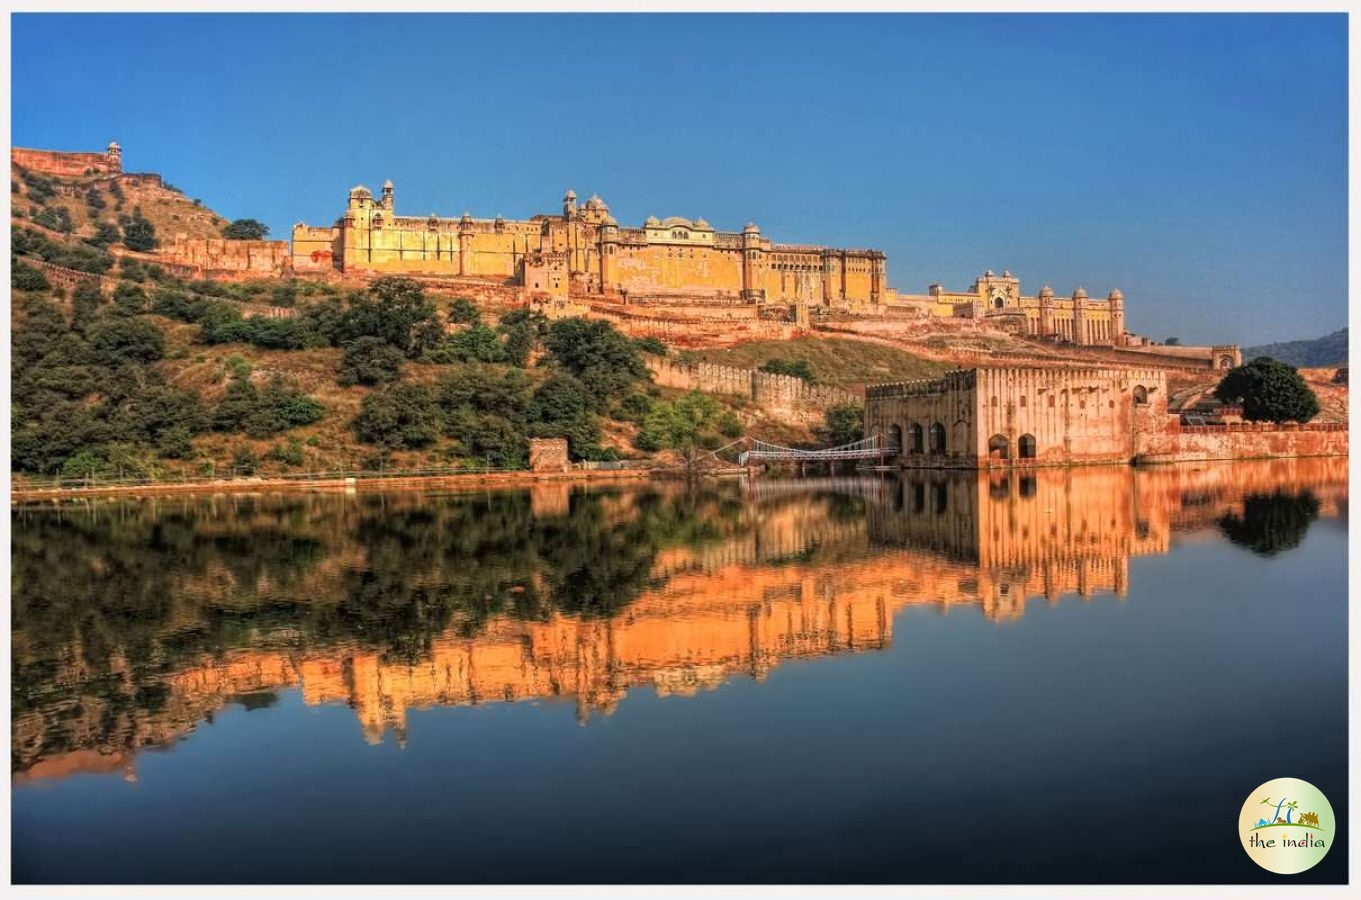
xmin=11 ymin=458 xmax=1347 ymax=782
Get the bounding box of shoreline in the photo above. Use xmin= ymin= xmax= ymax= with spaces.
xmin=9 ymin=466 xmax=752 ymax=503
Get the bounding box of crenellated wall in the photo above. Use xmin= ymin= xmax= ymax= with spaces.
xmin=648 ymin=358 xmax=858 ymax=425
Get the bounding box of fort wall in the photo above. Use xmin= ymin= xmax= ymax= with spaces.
xmin=12 ymin=144 xmax=121 ymax=178
xmin=648 ymin=358 xmax=859 ymax=425
xmin=1135 ymin=421 xmax=1348 ymax=464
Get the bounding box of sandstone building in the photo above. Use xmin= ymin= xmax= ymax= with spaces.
xmin=866 ymin=365 xmax=1347 ymax=468
xmin=292 ymin=183 xmax=889 ymax=306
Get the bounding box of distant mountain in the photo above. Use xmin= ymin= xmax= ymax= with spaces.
xmin=1243 ymin=328 xmax=1348 ymax=369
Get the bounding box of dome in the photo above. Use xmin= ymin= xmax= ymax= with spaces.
xmin=563 ymin=189 xmax=577 ymax=200
xmin=644 ymin=216 xmax=661 ymax=227
xmin=692 ymin=218 xmax=712 ymax=230
xmin=383 ymin=179 xmax=394 ymax=189
xmin=661 ymin=216 xmax=692 ymax=228
xmin=743 ymin=222 xmax=760 ymax=234
xmin=1038 ymin=285 xmax=1054 ymax=298
xmin=349 ymin=185 xmax=372 ymax=198
xmin=1073 ymin=288 xmax=1088 ymax=300
xmin=602 ymin=214 xmax=618 ymax=226
xmin=585 ymin=193 xmax=608 ymax=210
xmin=1108 ymin=288 xmax=1124 ymax=301
xmin=1003 ymin=270 xmax=1013 ymax=278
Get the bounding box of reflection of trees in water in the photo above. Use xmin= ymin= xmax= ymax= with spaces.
xmin=1217 ymin=490 xmax=1321 ymax=557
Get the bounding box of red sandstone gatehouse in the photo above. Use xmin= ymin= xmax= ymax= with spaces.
xmin=865 ymin=366 xmax=1346 ymax=468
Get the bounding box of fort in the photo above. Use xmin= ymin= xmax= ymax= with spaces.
xmin=865 ymin=365 xmax=1347 ymax=468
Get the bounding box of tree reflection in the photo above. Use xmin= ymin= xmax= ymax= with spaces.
xmin=1217 ymin=490 xmax=1321 ymax=557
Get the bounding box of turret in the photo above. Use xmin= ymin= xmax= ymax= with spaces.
xmin=563 ymin=189 xmax=578 ymax=220
xmin=106 ymin=141 xmax=122 ymax=173
xmin=599 ymin=216 xmax=619 ymax=289
xmin=1038 ymin=285 xmax=1055 ymax=336
xmin=458 ymin=212 xmax=475 ymax=276
xmin=381 ymin=179 xmax=394 ymax=211
xmin=1107 ymin=289 xmax=1125 ymax=344
xmin=1072 ymin=288 xmax=1089 ymax=345
xmin=741 ymin=223 xmax=763 ymax=302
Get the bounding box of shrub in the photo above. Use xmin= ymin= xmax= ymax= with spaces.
xmin=338 ymin=336 xmax=406 ymax=386
xmin=11 ymin=261 xmax=50 ymax=292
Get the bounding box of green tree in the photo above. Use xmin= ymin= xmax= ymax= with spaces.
xmin=338 ymin=277 xmax=438 ymax=356
xmin=635 ymin=391 xmax=740 ymax=466
xmin=120 ymin=206 xmax=159 ymax=252
xmin=86 ymin=317 xmax=165 ymax=367
xmin=528 ymin=373 xmax=603 ymax=460
xmin=352 ymin=382 xmax=444 ymax=450
xmin=761 ymin=358 xmax=817 ymax=383
xmin=89 ymin=222 xmax=121 ymax=249
xmin=824 ymin=403 xmax=865 ymax=446
xmin=338 ymin=336 xmax=406 ymax=386
xmin=222 ymin=219 xmax=271 ymax=240
xmin=542 ymin=317 xmax=649 ymax=410
xmin=498 ymin=308 xmax=547 ymax=367
xmin=1213 ymin=356 xmax=1320 ymax=423
xmin=448 ymin=297 xmax=480 ymax=325
xmin=11 ymin=261 xmax=49 ymax=292
xmin=111 ymin=282 xmax=148 ymax=316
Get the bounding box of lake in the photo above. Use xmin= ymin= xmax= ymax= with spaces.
xmin=10 ymin=459 xmax=1349 ymax=883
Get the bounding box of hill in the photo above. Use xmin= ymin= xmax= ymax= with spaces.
xmin=12 ymin=157 xmax=232 ymax=248
xmin=680 ymin=336 xmax=950 ymax=388
xmin=1243 ymin=328 xmax=1348 ymax=368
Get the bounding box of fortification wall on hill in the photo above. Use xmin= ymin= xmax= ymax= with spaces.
xmin=648 ymin=358 xmax=858 ymax=426
xmin=12 ymin=147 xmax=118 ymax=178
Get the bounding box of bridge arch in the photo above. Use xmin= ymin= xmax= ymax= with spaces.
xmin=987 ymin=434 xmax=1010 ymax=460
xmin=888 ymin=424 xmax=903 ymax=452
xmin=908 ymin=423 xmax=924 ymax=455
xmin=1019 ymin=433 xmax=1037 ymax=459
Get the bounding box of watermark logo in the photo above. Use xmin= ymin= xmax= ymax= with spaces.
xmin=1239 ymin=778 xmax=1334 ymax=875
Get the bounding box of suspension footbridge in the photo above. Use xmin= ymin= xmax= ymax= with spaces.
xmin=729 ymin=434 xmax=897 ymax=467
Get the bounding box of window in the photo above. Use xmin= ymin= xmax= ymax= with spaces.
xmin=1020 ymin=396 xmax=1027 ymax=408
xmin=929 ymin=422 xmax=946 ymax=454
xmin=1133 ymin=385 xmax=1148 ymax=406
xmin=1019 ymin=434 xmax=1037 ymax=459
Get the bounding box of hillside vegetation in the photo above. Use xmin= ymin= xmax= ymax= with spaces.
xmin=11 ymin=239 xmax=824 ymax=482
xmin=1244 ymin=328 xmax=1348 ymax=369
xmin=680 ymin=336 xmax=949 ymax=388
xmin=12 ymin=161 xmax=231 ymax=249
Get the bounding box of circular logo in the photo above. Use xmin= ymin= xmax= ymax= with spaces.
xmin=1239 ymin=778 xmax=1335 ymax=875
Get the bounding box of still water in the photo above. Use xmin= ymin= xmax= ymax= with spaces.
xmin=11 ymin=460 xmax=1348 ymax=883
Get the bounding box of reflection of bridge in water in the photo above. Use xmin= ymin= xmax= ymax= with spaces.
xmin=740 ymin=475 xmax=889 ymax=504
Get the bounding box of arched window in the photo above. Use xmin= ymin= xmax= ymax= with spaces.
xmin=1020 ymin=395 xmax=1027 ymax=408
xmin=991 ymin=396 xmax=998 ymax=407
xmin=1048 ymin=395 xmax=1055 ymax=408
xmin=908 ymin=423 xmax=924 ymax=455
xmin=993 ymin=296 xmax=1005 ymax=309
xmin=1019 ymin=434 xmax=1037 ymax=459
xmin=988 ymin=434 xmax=1010 ymax=460
xmin=1219 ymin=355 xmax=1235 ymax=369
xmin=929 ymin=422 xmax=947 ymax=454
xmin=888 ymin=424 xmax=903 ymax=452
xmin=1133 ymin=385 xmax=1148 ymax=406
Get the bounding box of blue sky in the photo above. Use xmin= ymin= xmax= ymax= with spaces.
xmin=12 ymin=13 xmax=1348 ymax=345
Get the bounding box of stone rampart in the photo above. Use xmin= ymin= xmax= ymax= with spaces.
xmin=648 ymin=358 xmax=858 ymax=426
